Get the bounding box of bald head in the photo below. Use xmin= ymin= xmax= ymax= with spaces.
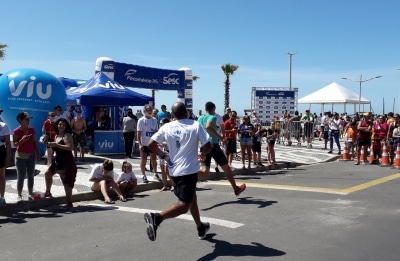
xmin=171 ymin=102 xmax=187 ymax=119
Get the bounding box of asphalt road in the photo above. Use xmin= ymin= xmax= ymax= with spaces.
xmin=1 ymin=161 xmax=400 ymax=261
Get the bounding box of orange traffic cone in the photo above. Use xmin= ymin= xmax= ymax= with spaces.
xmin=360 ymin=146 xmax=365 ymax=163
xmin=340 ymin=142 xmax=350 ymax=161
xmin=380 ymin=141 xmax=391 ymax=167
xmin=369 ymin=143 xmax=375 ymax=164
xmin=393 ymin=143 xmax=400 ymax=169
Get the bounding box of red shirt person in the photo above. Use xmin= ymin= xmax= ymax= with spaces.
xmin=223 ymin=110 xmax=238 ymax=167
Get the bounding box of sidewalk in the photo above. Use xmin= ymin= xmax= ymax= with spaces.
xmin=1 ymin=138 xmax=341 ymax=214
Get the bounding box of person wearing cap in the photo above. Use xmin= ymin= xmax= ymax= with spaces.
xmin=222 ymin=108 xmax=231 ymax=122
xmin=12 ymin=112 xmax=41 ymax=202
xmin=300 ymin=109 xmax=315 ymax=149
xmin=71 ymin=108 xmax=87 ymax=161
xmin=0 ymin=114 xmax=11 ymax=206
xmin=123 ymin=109 xmax=137 ymax=158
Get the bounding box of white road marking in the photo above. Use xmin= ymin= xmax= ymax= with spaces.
xmin=85 ymin=203 xmax=244 ymax=229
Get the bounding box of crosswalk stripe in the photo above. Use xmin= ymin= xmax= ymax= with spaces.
xmin=84 ymin=203 xmax=244 ymax=228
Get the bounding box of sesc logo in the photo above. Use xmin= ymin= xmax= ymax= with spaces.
xmin=9 ymin=74 xmax=52 ymax=99
xmin=103 ymin=63 xmax=114 ymax=71
xmin=163 ymin=73 xmax=179 ymax=85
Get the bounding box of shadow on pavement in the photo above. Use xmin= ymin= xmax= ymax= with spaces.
xmin=202 ymin=197 xmax=278 ymax=211
xmin=198 ymin=233 xmax=285 ymax=260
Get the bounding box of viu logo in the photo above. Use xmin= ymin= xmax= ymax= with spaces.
xmin=163 ymin=73 xmax=179 ymax=85
xmin=99 ymin=140 xmax=114 ymax=149
xmin=9 ymin=76 xmax=52 ymax=99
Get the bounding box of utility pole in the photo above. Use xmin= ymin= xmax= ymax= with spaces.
xmin=287 ymin=52 xmax=297 ymax=91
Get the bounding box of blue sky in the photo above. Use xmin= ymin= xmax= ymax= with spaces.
xmin=1 ymin=0 xmax=399 ymax=116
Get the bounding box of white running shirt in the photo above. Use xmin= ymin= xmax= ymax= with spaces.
xmin=151 ymin=119 xmax=210 ymax=177
xmin=137 ymin=116 xmax=158 ymax=146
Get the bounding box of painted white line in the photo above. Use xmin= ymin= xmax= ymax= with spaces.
xmin=85 ymin=203 xmax=244 ymax=229
xmin=206 ymin=181 xmax=349 ymax=195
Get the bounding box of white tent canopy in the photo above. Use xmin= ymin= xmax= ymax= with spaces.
xmin=298 ymin=82 xmax=371 ymax=113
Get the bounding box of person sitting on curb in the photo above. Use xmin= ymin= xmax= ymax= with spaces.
xmin=117 ymin=161 xmax=137 ymax=198
xmin=89 ymin=159 xmax=127 ymax=204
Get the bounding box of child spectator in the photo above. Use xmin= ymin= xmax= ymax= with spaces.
xmin=371 ymin=133 xmax=381 ymax=164
xmin=117 ymin=161 xmax=137 ymax=198
xmin=345 ymin=120 xmax=357 ymax=160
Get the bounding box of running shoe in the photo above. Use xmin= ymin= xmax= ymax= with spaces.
xmin=0 ymin=197 xmax=6 ymax=207
xmin=144 ymin=213 xmax=158 ymax=241
xmin=154 ymin=174 xmax=162 ymax=182
xmin=197 ymin=222 xmax=210 ymax=240
xmin=142 ymin=175 xmax=149 ymax=183
xmin=235 ymin=183 xmax=247 ymax=196
xmin=17 ymin=195 xmax=23 ymax=203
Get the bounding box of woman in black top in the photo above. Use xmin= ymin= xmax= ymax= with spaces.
xmin=44 ymin=118 xmax=77 ymax=208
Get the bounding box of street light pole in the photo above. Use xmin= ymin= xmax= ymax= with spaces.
xmin=287 ymin=52 xmax=297 ymax=91
xmin=341 ymin=74 xmax=382 ymax=113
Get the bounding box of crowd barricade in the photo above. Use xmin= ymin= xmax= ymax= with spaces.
xmin=266 ymin=120 xmax=305 ymax=146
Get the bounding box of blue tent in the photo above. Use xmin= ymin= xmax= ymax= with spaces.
xmin=66 ymin=72 xmax=153 ymax=106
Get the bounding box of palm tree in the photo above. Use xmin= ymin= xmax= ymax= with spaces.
xmin=0 ymin=43 xmax=8 ymax=60
xmin=221 ymin=63 xmax=239 ymax=110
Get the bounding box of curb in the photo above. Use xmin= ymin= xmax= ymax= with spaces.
xmin=0 ymin=161 xmax=304 ymax=215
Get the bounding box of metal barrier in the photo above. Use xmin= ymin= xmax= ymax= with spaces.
xmin=269 ymin=120 xmax=316 ymax=146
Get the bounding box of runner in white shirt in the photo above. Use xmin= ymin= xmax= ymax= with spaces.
xmin=144 ymin=102 xmax=212 ymax=241
xmin=137 ymin=104 xmax=159 ymax=183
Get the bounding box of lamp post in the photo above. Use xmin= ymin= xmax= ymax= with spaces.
xmin=287 ymin=52 xmax=297 ymax=91
xmin=341 ymin=74 xmax=382 ymax=113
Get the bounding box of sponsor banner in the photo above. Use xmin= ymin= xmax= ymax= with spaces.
xmin=94 ymin=130 xmax=125 ymax=155
xmin=185 ymin=79 xmax=193 ymax=89
xmin=185 ymin=89 xmax=193 ymax=99
xmin=254 ymin=89 xmax=296 ymax=124
xmin=177 ymin=89 xmax=184 ymax=98
xmin=185 ymin=98 xmax=193 ymax=108
xmin=113 ymin=62 xmax=185 ymax=91
xmin=101 ymin=61 xmax=115 ymax=73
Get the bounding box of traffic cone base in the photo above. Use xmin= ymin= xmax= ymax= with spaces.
xmin=340 ymin=143 xmax=350 ymax=161
xmin=393 ymin=143 xmax=400 ymax=169
xmin=380 ymin=142 xmax=391 ymax=167
xmin=369 ymin=144 xmax=375 ymax=164
xmin=360 ymin=146 xmax=365 ymax=163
